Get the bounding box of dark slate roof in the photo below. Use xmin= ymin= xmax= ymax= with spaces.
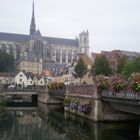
xmin=0 ymin=32 xmax=30 ymax=42
xmin=25 ymin=72 xmax=35 ymax=79
xmin=43 ymin=63 xmax=67 ymax=72
xmin=31 ymin=30 xmax=43 ymax=41
xmin=43 ymin=36 xmax=79 ymax=46
xmin=0 ymin=32 xmax=79 ymax=46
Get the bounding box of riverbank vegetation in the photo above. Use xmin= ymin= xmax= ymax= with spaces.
xmin=0 ymin=50 xmax=15 ymax=72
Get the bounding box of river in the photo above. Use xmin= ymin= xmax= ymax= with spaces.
xmin=0 ymin=103 xmax=139 ymax=140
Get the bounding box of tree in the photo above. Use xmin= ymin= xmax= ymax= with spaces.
xmin=132 ymin=57 xmax=140 ymax=72
xmin=122 ymin=61 xmax=134 ymax=77
xmin=117 ymin=57 xmax=127 ymax=74
xmin=121 ymin=57 xmax=140 ymax=77
xmin=73 ymin=58 xmax=87 ymax=85
xmin=0 ymin=50 xmax=15 ymax=72
xmin=92 ymin=55 xmax=112 ymax=76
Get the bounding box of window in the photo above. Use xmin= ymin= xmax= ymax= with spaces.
xmin=56 ymin=50 xmax=60 ymax=62
xmin=9 ymin=45 xmax=13 ymax=56
xmin=19 ymin=74 xmax=23 ymax=77
xmin=62 ymin=50 xmax=66 ymax=62
xmin=68 ymin=50 xmax=72 ymax=62
xmin=20 ymin=79 xmax=22 ymax=82
xmin=30 ymin=81 xmax=32 ymax=84
xmin=1 ymin=44 xmax=6 ymax=52
xmin=22 ymin=63 xmax=24 ymax=67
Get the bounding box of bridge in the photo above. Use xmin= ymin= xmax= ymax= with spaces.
xmin=38 ymin=86 xmax=140 ymax=116
xmin=101 ymin=92 xmax=140 ymax=115
xmin=3 ymin=89 xmax=38 ymax=104
xmin=3 ymin=89 xmax=37 ymax=95
xmin=6 ymin=85 xmax=140 ymax=118
xmin=48 ymin=89 xmax=66 ymax=99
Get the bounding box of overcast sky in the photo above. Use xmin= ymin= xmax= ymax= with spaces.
xmin=0 ymin=0 xmax=140 ymax=53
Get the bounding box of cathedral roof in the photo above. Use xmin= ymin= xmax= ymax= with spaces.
xmin=43 ymin=36 xmax=79 ymax=46
xmin=31 ymin=30 xmax=43 ymax=40
xmin=0 ymin=32 xmax=29 ymax=42
xmin=0 ymin=32 xmax=79 ymax=46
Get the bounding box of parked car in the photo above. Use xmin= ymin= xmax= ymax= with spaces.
xmin=8 ymin=84 xmax=15 ymax=89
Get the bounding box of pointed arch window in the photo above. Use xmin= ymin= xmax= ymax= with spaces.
xmin=62 ymin=50 xmax=66 ymax=62
xmin=1 ymin=44 xmax=6 ymax=52
xmin=9 ymin=44 xmax=13 ymax=56
xmin=33 ymin=41 xmax=43 ymax=57
xmin=68 ymin=50 xmax=72 ymax=62
xmin=73 ymin=50 xmax=77 ymax=61
xmin=56 ymin=49 xmax=60 ymax=62
xmin=47 ymin=48 xmax=51 ymax=58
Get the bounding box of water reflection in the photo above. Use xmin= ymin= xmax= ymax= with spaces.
xmin=0 ymin=103 xmax=138 ymax=140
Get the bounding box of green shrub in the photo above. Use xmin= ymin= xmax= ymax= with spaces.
xmin=58 ymin=82 xmax=65 ymax=89
xmin=63 ymin=98 xmax=71 ymax=106
xmin=49 ymin=82 xmax=65 ymax=90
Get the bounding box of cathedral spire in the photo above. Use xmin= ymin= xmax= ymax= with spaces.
xmin=30 ymin=0 xmax=36 ymax=35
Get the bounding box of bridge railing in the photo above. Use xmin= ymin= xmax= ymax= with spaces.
xmin=101 ymin=91 xmax=140 ymax=100
xmin=4 ymin=89 xmax=37 ymax=92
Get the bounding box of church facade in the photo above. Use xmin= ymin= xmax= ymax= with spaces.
xmin=0 ymin=2 xmax=89 ymax=65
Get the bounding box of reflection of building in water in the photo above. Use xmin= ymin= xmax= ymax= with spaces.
xmin=17 ymin=114 xmax=38 ymax=125
xmin=0 ymin=110 xmax=68 ymax=140
xmin=0 ymin=107 xmax=138 ymax=140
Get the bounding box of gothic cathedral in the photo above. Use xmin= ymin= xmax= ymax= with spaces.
xmin=0 ymin=1 xmax=89 ymax=65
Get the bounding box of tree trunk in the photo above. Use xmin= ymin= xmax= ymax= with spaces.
xmin=80 ymin=78 xmax=81 ymax=85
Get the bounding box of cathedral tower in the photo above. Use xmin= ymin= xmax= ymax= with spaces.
xmin=79 ymin=30 xmax=89 ymax=56
xmin=30 ymin=1 xmax=36 ymax=35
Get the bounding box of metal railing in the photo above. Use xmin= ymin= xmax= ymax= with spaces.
xmin=101 ymin=91 xmax=140 ymax=100
xmin=4 ymin=89 xmax=37 ymax=92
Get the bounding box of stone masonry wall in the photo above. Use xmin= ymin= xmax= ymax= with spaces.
xmin=38 ymin=89 xmax=63 ymax=104
xmin=67 ymin=85 xmax=95 ymax=96
xmin=65 ymin=85 xmax=139 ymax=121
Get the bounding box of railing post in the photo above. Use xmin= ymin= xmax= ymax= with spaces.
xmin=138 ymin=124 xmax=140 ymax=140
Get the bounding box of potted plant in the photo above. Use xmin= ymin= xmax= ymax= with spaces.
xmin=129 ymin=73 xmax=140 ymax=94
xmin=112 ymin=77 xmax=127 ymax=94
xmin=96 ymin=75 xmax=110 ymax=94
xmin=132 ymin=81 xmax=140 ymax=93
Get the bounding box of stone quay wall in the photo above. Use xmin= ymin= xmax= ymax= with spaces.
xmin=67 ymin=85 xmax=95 ymax=96
xmin=65 ymin=85 xmax=139 ymax=122
xmin=38 ymin=89 xmax=63 ymax=104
